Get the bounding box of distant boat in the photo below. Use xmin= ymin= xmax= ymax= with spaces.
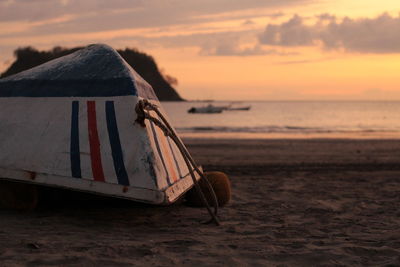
xmin=226 ymin=104 xmax=251 ymax=111
xmin=188 ymin=104 xmax=225 ymax=114
xmin=226 ymin=106 xmax=251 ymax=111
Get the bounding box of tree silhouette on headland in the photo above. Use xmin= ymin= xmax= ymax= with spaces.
xmin=1 ymin=46 xmax=183 ymax=101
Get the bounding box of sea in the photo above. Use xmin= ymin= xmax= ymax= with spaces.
xmin=161 ymin=101 xmax=400 ymax=139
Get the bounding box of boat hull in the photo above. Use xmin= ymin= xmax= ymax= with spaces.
xmin=0 ymin=45 xmax=198 ymax=205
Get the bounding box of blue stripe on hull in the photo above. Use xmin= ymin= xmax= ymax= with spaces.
xmin=0 ymin=79 xmax=136 ymax=97
xmin=105 ymin=101 xmax=130 ymax=186
xmin=70 ymin=101 xmax=82 ymax=178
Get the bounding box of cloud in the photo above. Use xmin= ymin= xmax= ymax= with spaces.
xmin=259 ymin=13 xmax=400 ymax=53
xmin=200 ymin=38 xmax=299 ymax=56
xmin=242 ymin=19 xmax=255 ymax=26
xmin=0 ymin=0 xmax=309 ymax=24
xmin=260 ymin=14 xmax=314 ymax=46
xmin=0 ymin=0 xmax=314 ymax=63
xmin=201 ymin=43 xmax=284 ymax=56
xmin=275 ymin=57 xmax=334 ymax=65
xmin=192 ymin=30 xmax=298 ymax=57
xmin=0 ymin=0 xmax=310 ymax=44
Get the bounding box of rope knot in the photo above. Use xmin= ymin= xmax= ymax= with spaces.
xmin=133 ymin=98 xmax=221 ymax=225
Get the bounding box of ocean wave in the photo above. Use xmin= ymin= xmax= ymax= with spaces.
xmin=176 ymin=126 xmax=396 ymax=134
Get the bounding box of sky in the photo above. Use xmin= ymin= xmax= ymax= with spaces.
xmin=1 ymin=0 xmax=400 ymax=100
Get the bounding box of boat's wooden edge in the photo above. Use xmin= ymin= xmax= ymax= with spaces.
xmin=0 ymin=168 xmax=165 ymax=205
xmin=0 ymin=167 xmax=200 ymax=207
xmin=163 ymin=168 xmax=201 ymax=204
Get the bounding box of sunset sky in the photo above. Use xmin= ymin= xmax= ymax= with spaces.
xmin=1 ymin=0 xmax=400 ymax=100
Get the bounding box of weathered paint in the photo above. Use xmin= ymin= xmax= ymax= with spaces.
xmin=70 ymin=100 xmax=81 ymax=178
xmin=87 ymin=101 xmax=105 ymax=182
xmin=105 ymin=101 xmax=130 ymax=186
xmin=0 ymin=44 xmax=199 ymax=204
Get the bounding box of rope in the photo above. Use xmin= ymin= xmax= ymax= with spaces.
xmin=135 ymin=99 xmax=221 ymax=226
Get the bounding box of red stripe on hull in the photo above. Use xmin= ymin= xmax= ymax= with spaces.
xmin=87 ymin=101 xmax=105 ymax=182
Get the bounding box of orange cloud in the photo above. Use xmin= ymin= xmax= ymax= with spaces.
xmin=259 ymin=13 xmax=400 ymax=53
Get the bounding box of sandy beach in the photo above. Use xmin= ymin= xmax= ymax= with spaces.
xmin=1 ymin=138 xmax=400 ymax=266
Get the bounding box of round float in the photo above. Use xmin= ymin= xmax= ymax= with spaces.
xmin=186 ymin=171 xmax=231 ymax=207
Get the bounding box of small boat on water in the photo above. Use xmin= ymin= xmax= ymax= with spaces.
xmin=226 ymin=105 xmax=251 ymax=111
xmin=188 ymin=104 xmax=226 ymax=114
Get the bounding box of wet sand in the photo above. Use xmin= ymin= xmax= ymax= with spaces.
xmin=1 ymin=138 xmax=400 ymax=266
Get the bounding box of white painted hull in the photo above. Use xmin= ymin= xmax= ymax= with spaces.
xmin=0 ymin=44 xmax=199 ymax=204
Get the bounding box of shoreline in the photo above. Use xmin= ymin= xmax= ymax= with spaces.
xmin=180 ymin=131 xmax=400 ymax=140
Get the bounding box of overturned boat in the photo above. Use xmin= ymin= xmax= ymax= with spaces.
xmin=0 ymin=44 xmax=229 ymax=221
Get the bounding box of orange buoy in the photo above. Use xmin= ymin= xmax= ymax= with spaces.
xmin=0 ymin=180 xmax=38 ymax=210
xmin=186 ymin=171 xmax=231 ymax=207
